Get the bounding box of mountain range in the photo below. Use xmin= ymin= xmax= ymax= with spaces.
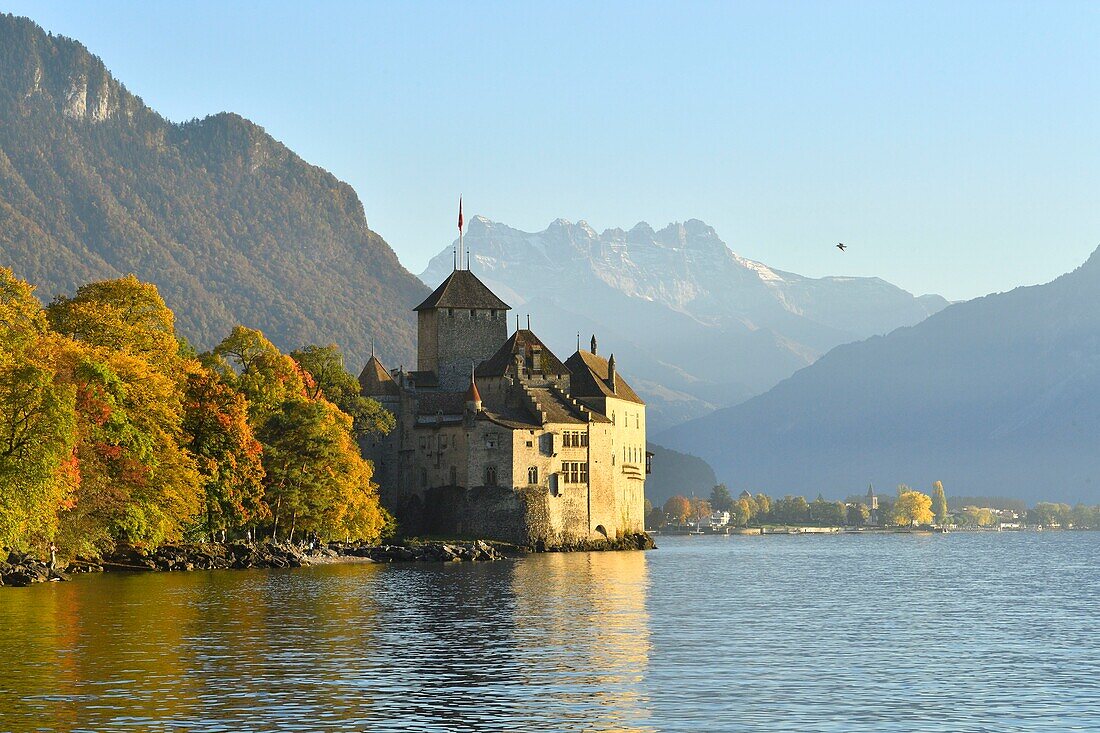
xmin=658 ymin=247 xmax=1100 ymax=504
xmin=0 ymin=13 xmax=427 ymax=367
xmin=422 ymin=216 xmax=947 ymax=430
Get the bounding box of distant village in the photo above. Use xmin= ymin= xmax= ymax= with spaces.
xmin=648 ymin=483 xmax=1100 ymax=534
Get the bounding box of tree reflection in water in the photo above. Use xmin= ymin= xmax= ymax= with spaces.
xmin=0 ymin=553 xmax=651 ymax=732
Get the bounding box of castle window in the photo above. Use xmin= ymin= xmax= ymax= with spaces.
xmin=485 ymin=433 xmax=499 ymax=449
xmin=485 ymin=465 xmax=498 ymax=486
xmin=420 ymin=468 xmax=428 ymax=488
xmin=448 ymin=308 xmax=454 ymax=317
xmin=526 ymin=440 xmax=533 ymax=448
xmin=612 ymin=411 xmax=616 ymax=425
xmin=561 ymin=461 xmax=588 ymax=484
xmin=528 ymin=466 xmax=538 ymax=484
xmin=450 ymin=466 xmax=457 ymax=485
xmin=580 ymin=431 xmax=588 ymax=447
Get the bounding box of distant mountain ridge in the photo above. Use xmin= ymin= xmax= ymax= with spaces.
xmin=422 ymin=216 xmax=947 ymax=430
xmin=0 ymin=13 xmax=428 ymax=367
xmin=657 ymin=247 xmax=1100 ymax=504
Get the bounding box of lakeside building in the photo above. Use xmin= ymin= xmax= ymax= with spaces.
xmin=358 ymin=265 xmax=648 ymax=545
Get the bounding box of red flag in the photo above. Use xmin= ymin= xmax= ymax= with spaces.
xmin=458 ymin=197 xmax=464 ymax=231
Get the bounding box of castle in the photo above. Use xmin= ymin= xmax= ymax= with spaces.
xmin=358 ymin=264 xmax=649 ymax=546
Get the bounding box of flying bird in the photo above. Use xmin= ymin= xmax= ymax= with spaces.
xmin=836 ymin=242 xmax=847 ymax=251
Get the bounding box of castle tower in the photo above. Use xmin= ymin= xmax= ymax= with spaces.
xmin=413 ymin=270 xmax=510 ymax=391
xmin=358 ymin=349 xmax=402 ymax=503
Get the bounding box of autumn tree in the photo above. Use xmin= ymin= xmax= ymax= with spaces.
xmin=47 ymin=275 xmax=179 ymax=370
xmin=181 ymin=363 xmax=266 ymax=538
xmin=50 ymin=343 xmax=202 ymax=553
xmin=892 ymin=488 xmax=934 ymax=526
xmin=257 ymin=398 xmax=388 ymax=542
xmin=664 ymin=495 xmax=691 ymax=524
xmin=0 ymin=269 xmax=78 ymax=550
xmin=210 ymin=326 xmax=306 ymax=423
xmin=290 ymin=344 xmax=394 ymax=438
xmin=43 ymin=277 xmax=202 ymax=552
xmin=690 ymin=497 xmax=713 ymax=523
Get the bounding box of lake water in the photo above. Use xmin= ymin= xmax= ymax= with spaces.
xmin=1 ymin=532 xmax=1098 ymax=732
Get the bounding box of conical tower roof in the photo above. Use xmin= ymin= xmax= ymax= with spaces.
xmin=358 ymin=354 xmax=400 ymax=397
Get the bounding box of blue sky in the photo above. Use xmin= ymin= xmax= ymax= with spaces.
xmin=8 ymin=1 xmax=1100 ymax=300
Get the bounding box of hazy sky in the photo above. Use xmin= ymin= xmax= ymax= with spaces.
xmin=10 ymin=1 xmax=1100 ymax=300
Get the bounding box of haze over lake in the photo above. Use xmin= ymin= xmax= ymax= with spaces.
xmin=3 ymin=534 xmax=1097 ymax=732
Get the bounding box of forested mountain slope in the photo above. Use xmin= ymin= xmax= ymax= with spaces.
xmin=0 ymin=13 xmax=427 ymax=367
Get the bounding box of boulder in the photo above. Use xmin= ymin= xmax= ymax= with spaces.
xmin=1 ymin=569 xmax=34 ymax=587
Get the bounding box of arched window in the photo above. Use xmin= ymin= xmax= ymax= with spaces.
xmin=485 ymin=465 xmax=498 ymax=486
xmin=528 ymin=466 xmax=538 ymax=484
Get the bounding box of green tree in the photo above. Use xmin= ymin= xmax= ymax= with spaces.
xmin=846 ymin=503 xmax=870 ymax=527
xmin=731 ymin=497 xmax=753 ymax=526
xmin=931 ymin=481 xmax=948 ymax=524
xmin=709 ymin=484 xmax=734 ymax=513
xmin=258 ymin=398 xmax=388 ymax=542
xmin=809 ymin=495 xmax=846 ymax=525
xmin=754 ymin=493 xmax=772 ymax=519
xmin=773 ymin=495 xmax=811 ymax=524
xmin=210 ymin=326 xmax=306 ymax=423
xmin=290 ymin=344 xmax=394 ymax=438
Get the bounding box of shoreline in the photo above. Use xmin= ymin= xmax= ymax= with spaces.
xmin=1 ymin=532 xmax=656 ymax=588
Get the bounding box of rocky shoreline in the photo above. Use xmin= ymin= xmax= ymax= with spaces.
xmin=0 ymin=533 xmax=655 ymax=587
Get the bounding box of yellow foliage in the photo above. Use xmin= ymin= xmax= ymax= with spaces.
xmin=892 ymin=490 xmax=934 ymax=526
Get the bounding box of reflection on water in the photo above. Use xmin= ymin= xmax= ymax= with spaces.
xmin=2 ymin=533 xmax=1100 ymax=732
xmin=0 ymin=551 xmax=651 ymax=732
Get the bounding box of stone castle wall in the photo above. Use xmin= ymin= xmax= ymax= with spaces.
xmin=428 ymin=308 xmax=508 ymax=391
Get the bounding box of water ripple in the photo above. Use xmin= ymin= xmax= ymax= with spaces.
xmin=0 ymin=532 xmax=1097 ymax=731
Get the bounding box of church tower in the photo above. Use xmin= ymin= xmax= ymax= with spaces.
xmin=413 ymin=270 xmax=510 ymax=391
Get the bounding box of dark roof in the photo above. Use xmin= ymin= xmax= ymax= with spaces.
xmin=565 ymin=350 xmax=644 ymax=405
xmin=476 ymin=329 xmax=568 ymax=378
xmin=475 ymin=380 xmax=606 ymax=429
xmin=358 ymin=355 xmax=400 ymax=397
xmin=416 ymin=392 xmax=465 ymax=416
xmin=414 ymin=270 xmax=510 ymax=312
xmin=406 ymin=370 xmax=438 ymax=388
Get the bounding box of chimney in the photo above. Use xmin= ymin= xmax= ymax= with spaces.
xmin=607 ymin=353 xmax=617 ymax=394
xmin=590 ymin=334 xmax=597 ymax=355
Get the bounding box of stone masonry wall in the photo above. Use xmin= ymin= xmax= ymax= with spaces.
xmin=435 ymin=309 xmax=507 ymax=391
